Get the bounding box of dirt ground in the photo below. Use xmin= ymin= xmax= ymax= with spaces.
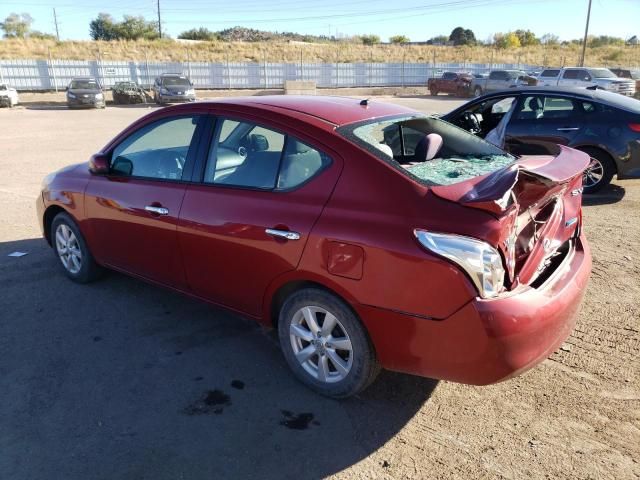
xmin=0 ymin=96 xmax=638 ymax=480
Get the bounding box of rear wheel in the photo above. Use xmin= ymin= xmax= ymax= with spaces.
xmin=278 ymin=288 xmax=380 ymax=398
xmin=51 ymin=212 xmax=103 ymax=283
xmin=430 ymin=88 xmax=438 ymax=96
xmin=577 ymin=147 xmax=615 ymax=194
xmin=474 ymin=86 xmax=483 ymax=97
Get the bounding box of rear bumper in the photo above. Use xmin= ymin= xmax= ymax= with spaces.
xmin=359 ymin=233 xmax=591 ymax=385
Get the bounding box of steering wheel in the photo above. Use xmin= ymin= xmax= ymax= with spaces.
xmin=461 ymin=112 xmax=481 ymax=135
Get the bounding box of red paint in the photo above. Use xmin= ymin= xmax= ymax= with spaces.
xmin=38 ymin=96 xmax=591 ymax=386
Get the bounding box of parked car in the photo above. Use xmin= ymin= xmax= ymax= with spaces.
xmin=112 ymin=81 xmax=148 ymax=104
xmin=443 ymin=87 xmax=640 ymax=193
xmin=0 ymin=83 xmax=19 ymax=107
xmin=536 ymin=67 xmax=636 ymax=97
xmin=66 ymin=78 xmax=105 ymax=109
xmin=37 ymin=96 xmax=591 ymax=398
xmin=152 ymin=73 xmax=196 ymax=104
xmin=471 ymin=70 xmax=536 ymax=97
xmin=427 ymin=71 xmax=473 ymax=97
xmin=609 ymin=68 xmax=640 ymax=96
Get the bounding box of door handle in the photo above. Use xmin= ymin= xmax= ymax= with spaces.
xmin=145 ymin=205 xmax=169 ymax=215
xmin=557 ymin=127 xmax=580 ymax=131
xmin=265 ymin=228 xmax=300 ymax=240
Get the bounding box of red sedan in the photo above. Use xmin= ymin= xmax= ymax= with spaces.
xmin=37 ymin=96 xmax=591 ymax=398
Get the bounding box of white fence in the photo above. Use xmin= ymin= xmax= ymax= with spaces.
xmin=0 ymin=59 xmax=537 ymax=91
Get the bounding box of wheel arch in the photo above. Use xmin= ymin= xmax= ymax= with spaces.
xmin=572 ymin=144 xmax=618 ymax=174
xmin=265 ymin=274 xmax=361 ymax=329
xmin=43 ymin=205 xmax=69 ymax=246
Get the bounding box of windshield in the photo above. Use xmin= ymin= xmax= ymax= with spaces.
xmin=162 ymin=77 xmax=190 ymax=86
xmin=339 ymin=115 xmax=515 ymax=187
xmin=589 ymin=69 xmax=617 ymax=79
xmin=70 ymin=80 xmax=99 ymax=90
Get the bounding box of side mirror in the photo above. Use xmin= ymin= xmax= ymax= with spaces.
xmin=89 ymin=153 xmax=110 ymax=174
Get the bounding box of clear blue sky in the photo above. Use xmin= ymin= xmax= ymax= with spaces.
xmin=1 ymin=0 xmax=638 ymax=42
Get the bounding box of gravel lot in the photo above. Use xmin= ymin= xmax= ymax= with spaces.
xmin=0 ymin=96 xmax=638 ymax=480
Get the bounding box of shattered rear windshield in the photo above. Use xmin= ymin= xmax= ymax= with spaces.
xmin=339 ymin=115 xmax=515 ymax=186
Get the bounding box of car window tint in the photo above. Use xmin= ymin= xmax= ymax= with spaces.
xmin=111 ymin=116 xmax=199 ymax=180
xmin=541 ymin=69 xmax=560 ymax=77
xmin=205 ymin=118 xmax=286 ymax=189
xmin=277 ymin=139 xmax=331 ymax=190
xmin=581 ymin=101 xmax=597 ymax=114
xmin=562 ymin=70 xmax=578 ymax=80
xmin=543 ymin=97 xmax=576 ymax=118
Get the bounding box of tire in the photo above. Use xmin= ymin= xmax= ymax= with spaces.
xmin=576 ymin=147 xmax=615 ymax=194
xmin=278 ymin=288 xmax=380 ymax=398
xmin=430 ymin=88 xmax=438 ymax=96
xmin=473 ymin=86 xmax=483 ymax=97
xmin=51 ymin=212 xmax=103 ymax=283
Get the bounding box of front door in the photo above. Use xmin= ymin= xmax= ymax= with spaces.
xmin=178 ymin=115 xmax=342 ymax=317
xmin=85 ymin=114 xmax=204 ymax=287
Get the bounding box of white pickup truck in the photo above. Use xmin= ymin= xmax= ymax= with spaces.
xmin=536 ymin=67 xmax=636 ymax=96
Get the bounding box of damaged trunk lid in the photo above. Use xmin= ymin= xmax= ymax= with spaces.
xmin=430 ymin=145 xmax=589 ymax=289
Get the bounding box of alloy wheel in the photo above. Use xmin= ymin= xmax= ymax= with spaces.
xmin=55 ymin=224 xmax=82 ymax=274
xmin=289 ymin=306 xmax=353 ymax=383
xmin=583 ymin=157 xmax=604 ymax=189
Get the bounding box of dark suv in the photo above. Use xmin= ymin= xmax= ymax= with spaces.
xmin=152 ymin=74 xmax=196 ymax=105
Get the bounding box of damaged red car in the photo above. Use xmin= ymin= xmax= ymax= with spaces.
xmin=37 ymin=96 xmax=591 ymax=398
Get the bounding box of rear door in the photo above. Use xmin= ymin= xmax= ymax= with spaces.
xmin=85 ymin=114 xmax=204 ymax=288
xmin=178 ymin=114 xmax=343 ymax=317
xmin=505 ymin=94 xmax=586 ymax=156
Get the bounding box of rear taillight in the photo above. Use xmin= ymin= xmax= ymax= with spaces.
xmin=629 ymin=123 xmax=640 ymax=133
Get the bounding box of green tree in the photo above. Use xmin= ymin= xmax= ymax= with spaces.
xmin=89 ymin=13 xmax=118 ymax=40
xmin=449 ymin=27 xmax=476 ymax=46
xmin=178 ymin=28 xmax=218 ymax=41
xmin=514 ymin=29 xmax=539 ymax=46
xmin=389 ymin=35 xmax=410 ymax=44
xmin=115 ymin=15 xmax=159 ymax=40
xmin=494 ymin=32 xmax=521 ymax=49
xmin=0 ymin=12 xmax=33 ymax=38
xmin=29 ymin=30 xmax=56 ymax=40
xmin=360 ymin=34 xmax=380 ymax=46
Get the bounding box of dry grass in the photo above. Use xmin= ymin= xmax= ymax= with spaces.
xmin=1 ymin=38 xmax=639 ymax=67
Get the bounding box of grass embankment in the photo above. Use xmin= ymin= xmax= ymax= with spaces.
xmin=1 ymin=38 xmax=639 ymax=67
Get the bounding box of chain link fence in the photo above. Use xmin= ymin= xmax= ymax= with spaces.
xmin=0 ymin=59 xmax=537 ymax=91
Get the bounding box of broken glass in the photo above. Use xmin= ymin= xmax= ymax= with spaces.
xmin=404 ymin=155 xmax=515 ymax=186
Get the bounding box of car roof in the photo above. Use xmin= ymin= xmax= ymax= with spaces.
xmin=202 ymin=95 xmax=417 ymax=126
xmin=467 ymin=86 xmax=640 ymax=113
xmin=160 ymin=73 xmax=187 ymax=76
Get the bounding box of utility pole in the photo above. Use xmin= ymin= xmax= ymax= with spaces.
xmin=579 ymin=0 xmax=592 ymax=67
xmin=157 ymin=0 xmax=162 ymax=38
xmin=53 ymin=8 xmax=59 ymax=41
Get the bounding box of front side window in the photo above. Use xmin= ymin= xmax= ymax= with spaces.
xmin=204 ymin=118 xmax=330 ymax=190
xmin=110 ymin=116 xmax=200 ymax=180
xmin=541 ymin=69 xmax=560 ymax=78
xmin=562 ymin=70 xmax=578 ymax=80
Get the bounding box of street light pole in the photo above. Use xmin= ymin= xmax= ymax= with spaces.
xmin=579 ymin=0 xmax=592 ymax=67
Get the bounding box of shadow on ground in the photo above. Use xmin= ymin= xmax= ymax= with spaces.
xmin=582 ymin=183 xmax=626 ymax=206
xmin=0 ymin=238 xmax=438 ymax=480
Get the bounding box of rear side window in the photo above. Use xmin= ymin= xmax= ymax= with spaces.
xmin=541 ymin=69 xmax=560 ymax=77
xmin=489 ymin=71 xmax=505 ymax=80
xmin=110 ymin=115 xmax=200 ymax=180
xmin=443 ymin=72 xmax=456 ymax=80
xmin=204 ymin=118 xmax=331 ymax=190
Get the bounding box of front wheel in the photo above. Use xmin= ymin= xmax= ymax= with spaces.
xmin=278 ymin=288 xmax=380 ymax=398
xmin=51 ymin=212 xmax=103 ymax=283
xmin=430 ymin=88 xmax=438 ymax=96
xmin=473 ymin=86 xmax=483 ymax=97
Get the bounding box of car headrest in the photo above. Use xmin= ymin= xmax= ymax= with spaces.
xmin=289 ymin=140 xmax=310 ymax=154
xmin=418 ymin=133 xmax=443 ymax=161
xmin=528 ymin=97 xmax=543 ymax=111
xmin=250 ymin=134 xmax=269 ymax=152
